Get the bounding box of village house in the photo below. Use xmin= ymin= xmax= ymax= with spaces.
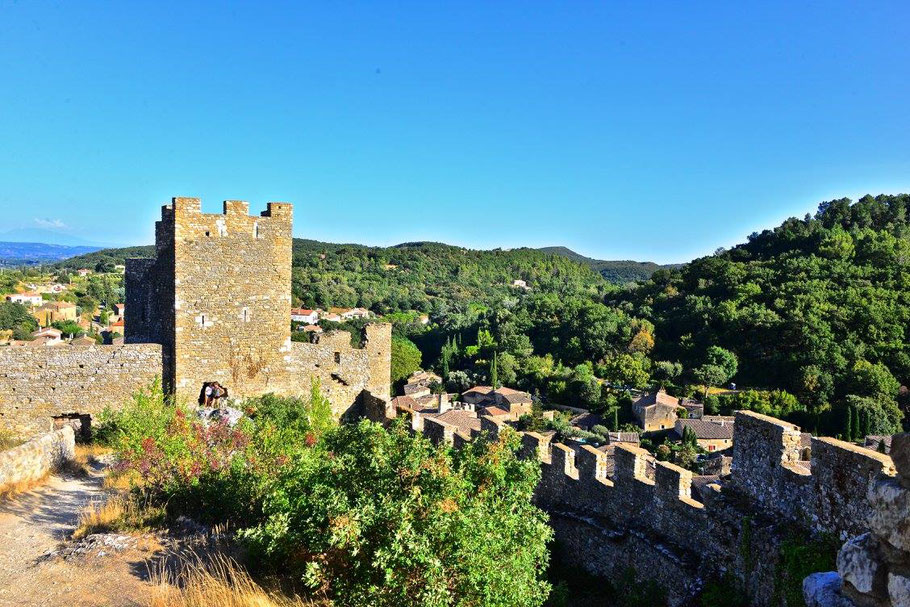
xmin=301 ymin=324 xmax=323 ymax=334
xmin=32 ymin=301 xmax=78 ymax=326
xmin=291 ymin=308 xmax=319 ymax=324
xmin=673 ymin=418 xmax=734 ymax=452
xmin=30 ymin=327 xmax=63 ymax=344
xmin=461 ymin=385 xmax=533 ymax=421
xmin=76 ymin=268 xmax=91 ymax=277
xmin=342 ymin=307 xmax=371 ymax=320
xmin=111 ymin=303 xmax=126 ymax=318
xmin=6 ymin=292 xmax=44 ymax=307
xmin=512 ymin=279 xmax=530 ymax=290
xmin=69 ymin=335 xmax=98 ymax=346
xmin=632 ymin=388 xmax=685 ymax=431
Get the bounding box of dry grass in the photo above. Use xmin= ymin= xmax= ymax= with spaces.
xmin=148 ymin=553 xmax=322 ymax=607
xmin=60 ymin=443 xmax=111 ymax=477
xmin=0 ymin=472 xmax=50 ymax=500
xmin=73 ymin=494 xmax=165 ymax=539
xmin=103 ymin=467 xmax=138 ymax=491
xmin=0 ymin=428 xmax=24 ymax=451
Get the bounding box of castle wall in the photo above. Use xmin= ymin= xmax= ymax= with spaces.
xmin=169 ymin=198 xmax=293 ymax=402
xmin=410 ymin=409 xmax=897 ymax=606
xmin=123 ymin=198 xmax=391 ymax=413
xmin=0 ymin=426 xmax=75 ymax=490
xmin=0 ymin=345 xmax=163 ymax=437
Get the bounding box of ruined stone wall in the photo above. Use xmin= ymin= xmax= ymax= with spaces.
xmin=0 ymin=426 xmax=75 ymax=490
xmin=406 ymin=409 xmax=896 ymax=606
xmin=732 ymin=411 xmax=895 ymax=539
xmin=0 ymin=345 xmax=163 ymax=437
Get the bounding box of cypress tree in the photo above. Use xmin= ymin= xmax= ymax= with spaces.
xmin=491 ymin=351 xmax=499 ymax=389
xmin=860 ymin=408 xmax=870 ymax=438
xmin=844 ymin=405 xmax=853 ymax=442
xmin=612 ymin=407 xmax=619 ymax=431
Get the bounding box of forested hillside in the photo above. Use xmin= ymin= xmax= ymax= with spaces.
xmin=609 ymin=194 xmax=910 ymax=434
xmin=538 ymin=246 xmax=672 ymax=283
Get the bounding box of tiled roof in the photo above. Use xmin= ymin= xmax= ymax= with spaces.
xmin=464 ymin=386 xmax=494 ymax=395
xmin=675 ymin=419 xmax=734 ymax=440
xmin=428 ymin=410 xmax=482 ymax=434
xmin=481 ymin=406 xmax=510 ymax=417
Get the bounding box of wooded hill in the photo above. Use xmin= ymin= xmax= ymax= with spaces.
xmin=538 ymin=246 xmax=675 ymax=283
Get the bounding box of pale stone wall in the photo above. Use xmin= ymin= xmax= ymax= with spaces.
xmin=0 ymin=345 xmax=163 ymax=437
xmin=0 ymin=426 xmax=75 ymax=489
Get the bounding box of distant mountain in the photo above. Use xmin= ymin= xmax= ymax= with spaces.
xmin=539 ymin=246 xmax=678 ymax=283
xmin=0 ymin=241 xmax=102 ymax=267
xmin=0 ymin=228 xmax=103 ymax=247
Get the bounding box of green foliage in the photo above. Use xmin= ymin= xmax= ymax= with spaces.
xmin=391 ymin=335 xmax=422 ymax=383
xmin=242 ymin=421 xmax=552 ymax=607
xmin=0 ymin=301 xmax=37 ymax=338
xmin=610 ymin=194 xmax=909 ymax=438
xmin=772 ymin=533 xmax=839 ymax=607
xmin=52 ymin=319 xmax=84 ymax=337
xmin=705 ymin=389 xmax=804 ymax=419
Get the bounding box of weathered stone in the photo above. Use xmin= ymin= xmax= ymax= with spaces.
xmin=868 ymin=477 xmax=910 ymax=552
xmin=0 ymin=427 xmax=74 ymax=489
xmin=803 ymin=572 xmax=856 ymax=607
xmin=0 ymin=345 xmax=162 ymax=438
xmin=892 ymin=434 xmax=910 ymax=487
xmin=838 ymin=533 xmax=885 ymax=596
xmin=889 ymin=572 xmax=910 ymax=607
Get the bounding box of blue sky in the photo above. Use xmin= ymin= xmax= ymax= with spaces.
xmin=1 ymin=2 xmax=909 ymax=263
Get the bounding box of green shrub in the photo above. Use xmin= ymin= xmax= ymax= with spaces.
xmin=242 ymin=420 xmax=553 ymax=607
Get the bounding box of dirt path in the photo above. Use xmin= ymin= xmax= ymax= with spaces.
xmin=0 ymin=471 xmax=156 ymax=606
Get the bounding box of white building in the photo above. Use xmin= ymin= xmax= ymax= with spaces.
xmin=6 ymin=292 xmax=44 ymax=307
xmin=291 ymin=308 xmax=319 ymax=324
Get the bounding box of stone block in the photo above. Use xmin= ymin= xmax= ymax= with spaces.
xmin=889 ymin=572 xmax=910 ymax=607
xmin=893 ymin=434 xmax=910 ymax=487
xmin=867 ymin=478 xmax=910 ymax=552
xmin=803 ymin=572 xmax=855 ymax=607
xmin=837 ymin=533 xmax=885 ymax=597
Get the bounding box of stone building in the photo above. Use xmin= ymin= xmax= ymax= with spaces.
xmin=1 ymin=197 xmax=391 ymax=436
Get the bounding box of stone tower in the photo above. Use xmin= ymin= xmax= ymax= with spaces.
xmin=126 ymin=197 xmax=293 ymax=402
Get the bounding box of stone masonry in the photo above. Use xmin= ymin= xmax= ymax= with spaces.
xmin=1 ymin=197 xmax=390 ymax=437
xmin=0 ymin=426 xmax=75 ymax=490
xmin=125 ymin=198 xmax=390 ymax=413
xmin=398 ymin=407 xmax=898 ymax=606
xmin=0 ymin=345 xmax=162 ymax=437
xmin=804 ymin=433 xmax=910 ymax=607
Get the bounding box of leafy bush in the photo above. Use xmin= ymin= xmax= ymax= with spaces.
xmin=242 ymin=421 xmax=552 ymax=607
xmin=105 ymin=382 xmax=552 ymax=607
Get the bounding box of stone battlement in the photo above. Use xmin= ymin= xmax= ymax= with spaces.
xmin=400 ymin=406 xmax=896 ymax=606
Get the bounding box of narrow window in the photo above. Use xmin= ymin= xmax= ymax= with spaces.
xmin=200 ymin=314 xmax=206 ymax=327
xmin=242 ymin=308 xmax=250 ymax=323
xmin=334 ymin=352 xmax=341 ymax=364
xmin=253 ymin=222 xmax=260 ymax=239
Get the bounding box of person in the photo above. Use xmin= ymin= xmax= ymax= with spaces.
xmin=210 ymin=382 xmax=228 ymax=407
xmin=204 ymin=382 xmax=215 ymax=407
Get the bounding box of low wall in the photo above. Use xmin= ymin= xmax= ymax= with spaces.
xmin=0 ymin=344 xmax=163 ymax=438
xmin=0 ymin=426 xmax=75 ymax=490
xmin=404 ymin=409 xmax=897 ymax=606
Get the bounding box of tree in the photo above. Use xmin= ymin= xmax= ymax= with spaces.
xmin=0 ymin=301 xmax=37 ymax=339
xmin=391 ymin=336 xmax=422 ymax=384
xmin=490 ymin=351 xmax=499 ymax=389
xmin=653 ymin=361 xmax=682 ymax=389
xmin=694 ymin=364 xmax=728 ymax=401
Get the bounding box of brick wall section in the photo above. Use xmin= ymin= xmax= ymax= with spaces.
xmin=0 ymin=426 xmax=75 ymax=489
xmin=0 ymin=345 xmax=163 ymax=437
xmin=411 ymin=410 xmax=897 ymax=606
